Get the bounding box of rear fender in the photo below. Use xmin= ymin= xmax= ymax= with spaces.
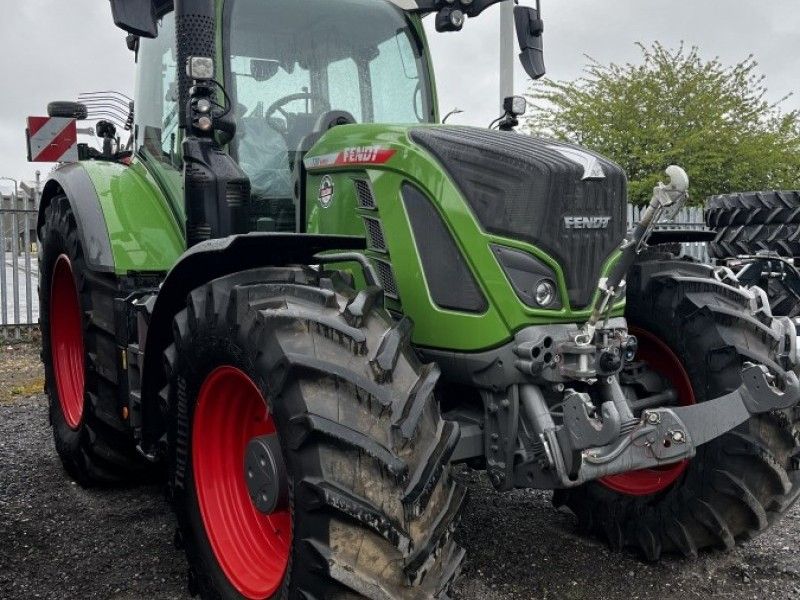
xmin=38 ymin=160 xmax=185 ymax=275
xmin=38 ymin=164 xmax=115 ymax=272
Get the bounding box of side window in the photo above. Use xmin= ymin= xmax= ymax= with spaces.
xmin=134 ymin=16 xmax=180 ymax=168
xmin=370 ymin=31 xmax=425 ymax=123
xmin=328 ymin=58 xmax=363 ymax=122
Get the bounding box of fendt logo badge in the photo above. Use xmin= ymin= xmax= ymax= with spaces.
xmin=318 ymin=175 xmax=335 ymax=208
xmin=563 ymin=216 xmax=612 ymax=230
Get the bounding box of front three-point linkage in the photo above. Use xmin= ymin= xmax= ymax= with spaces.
xmin=529 ymin=166 xmax=800 ymax=487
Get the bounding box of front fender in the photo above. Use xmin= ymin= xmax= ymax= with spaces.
xmin=139 ymin=233 xmax=366 ymax=450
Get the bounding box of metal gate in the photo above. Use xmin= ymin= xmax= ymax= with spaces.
xmin=628 ymin=205 xmax=709 ymax=263
xmin=1 ymin=193 xmax=38 ymax=340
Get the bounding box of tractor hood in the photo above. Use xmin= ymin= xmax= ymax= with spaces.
xmin=409 ymin=126 xmax=627 ymax=309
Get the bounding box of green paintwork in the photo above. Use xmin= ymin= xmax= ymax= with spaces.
xmin=79 ymin=160 xmax=186 ymax=275
xmin=305 ymin=124 xmax=624 ymax=352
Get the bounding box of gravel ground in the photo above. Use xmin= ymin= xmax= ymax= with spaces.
xmin=1 ymin=342 xmax=798 ymax=600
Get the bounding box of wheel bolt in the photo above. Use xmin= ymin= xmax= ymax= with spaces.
xmin=671 ymin=430 xmax=686 ymax=444
xmin=645 ymin=412 xmax=661 ymax=425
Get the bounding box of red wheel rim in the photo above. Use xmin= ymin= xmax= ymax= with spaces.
xmin=50 ymin=254 xmax=85 ymax=430
xmin=599 ymin=327 xmax=695 ymax=496
xmin=193 ymin=366 xmax=291 ymax=599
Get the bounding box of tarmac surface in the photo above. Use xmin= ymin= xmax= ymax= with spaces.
xmin=1 ymin=342 xmax=798 ymax=600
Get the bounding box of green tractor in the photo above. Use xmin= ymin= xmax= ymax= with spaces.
xmin=33 ymin=0 xmax=800 ymax=598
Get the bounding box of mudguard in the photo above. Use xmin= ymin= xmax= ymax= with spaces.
xmin=38 ymin=160 xmax=185 ymax=275
xmin=38 ymin=163 xmax=116 ymax=272
xmin=139 ymin=232 xmax=367 ymax=449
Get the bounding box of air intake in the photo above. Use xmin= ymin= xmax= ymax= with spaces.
xmin=363 ymin=217 xmax=387 ymax=252
xmin=401 ymin=183 xmax=487 ymax=313
xmin=374 ymin=259 xmax=399 ymax=299
xmin=354 ymin=179 xmax=376 ymax=210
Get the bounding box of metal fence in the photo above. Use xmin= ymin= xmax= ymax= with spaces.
xmin=628 ymin=205 xmax=709 ymax=262
xmin=1 ymin=193 xmax=38 ymax=340
xmin=0 ymin=198 xmax=709 ymax=339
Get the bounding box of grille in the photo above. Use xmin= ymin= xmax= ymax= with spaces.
xmin=374 ymin=259 xmax=399 ymax=299
xmin=353 ymin=179 xmax=376 ymax=209
xmin=363 ymin=217 xmax=387 ymax=252
xmin=402 ymin=183 xmax=486 ymax=313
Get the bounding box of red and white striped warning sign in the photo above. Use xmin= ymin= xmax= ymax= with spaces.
xmin=26 ymin=116 xmax=79 ymax=163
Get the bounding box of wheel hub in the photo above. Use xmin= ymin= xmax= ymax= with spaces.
xmin=192 ymin=366 xmax=291 ymax=599
xmin=245 ymin=433 xmax=288 ymax=515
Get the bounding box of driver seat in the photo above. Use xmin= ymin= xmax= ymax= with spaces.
xmin=292 ymin=110 xmax=358 ymax=230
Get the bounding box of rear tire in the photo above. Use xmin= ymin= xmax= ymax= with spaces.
xmin=554 ymin=259 xmax=800 ymax=560
xmin=40 ymin=194 xmax=147 ymax=485
xmin=166 ymin=267 xmax=466 ymax=599
xmin=709 ymin=222 xmax=800 ymax=258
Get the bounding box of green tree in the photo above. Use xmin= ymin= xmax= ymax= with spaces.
xmin=525 ymin=42 xmax=800 ymax=205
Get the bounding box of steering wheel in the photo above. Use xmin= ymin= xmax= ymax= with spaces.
xmin=264 ymin=92 xmax=330 ymax=137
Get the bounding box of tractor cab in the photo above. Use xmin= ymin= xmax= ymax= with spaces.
xmin=135 ymin=0 xmax=436 ymax=233
xmin=127 ymin=0 xmax=546 ymax=240
xmin=226 ymin=0 xmax=435 ymax=230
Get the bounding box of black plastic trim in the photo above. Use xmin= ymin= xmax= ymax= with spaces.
xmin=648 ymin=229 xmax=716 ymax=245
xmin=401 ymin=183 xmax=487 ymax=314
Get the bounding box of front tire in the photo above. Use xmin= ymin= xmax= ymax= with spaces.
xmin=166 ymin=267 xmax=466 ymax=599
xmin=555 ymin=259 xmax=800 ymax=560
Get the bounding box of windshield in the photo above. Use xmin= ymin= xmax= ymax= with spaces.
xmin=225 ymin=0 xmax=433 ymax=224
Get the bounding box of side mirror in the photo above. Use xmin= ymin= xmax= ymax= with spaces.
xmin=109 ymin=0 xmax=158 ymax=38
xmin=514 ymin=2 xmax=546 ymax=80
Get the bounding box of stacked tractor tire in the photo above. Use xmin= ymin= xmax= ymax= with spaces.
xmin=706 ymin=190 xmax=800 ymax=317
xmin=707 ymin=191 xmax=800 ymax=259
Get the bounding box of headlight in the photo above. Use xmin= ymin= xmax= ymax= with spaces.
xmin=535 ymin=279 xmax=557 ymax=307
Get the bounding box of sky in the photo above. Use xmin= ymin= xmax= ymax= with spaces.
xmin=0 ymin=0 xmax=798 ymax=191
